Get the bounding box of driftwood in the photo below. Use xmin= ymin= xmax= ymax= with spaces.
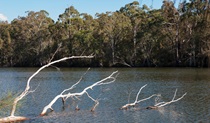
xmin=0 ymin=55 xmax=93 ymax=122
xmin=120 ymin=84 xmax=157 ymax=110
xmin=0 ymin=116 xmax=29 ymax=122
xmin=40 ymin=70 xmax=118 ymax=116
xmin=146 ymin=89 xmax=187 ymax=109
xmin=121 ymin=85 xmax=187 ymax=110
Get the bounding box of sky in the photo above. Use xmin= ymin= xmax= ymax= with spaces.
xmin=0 ymin=0 xmax=165 ymax=23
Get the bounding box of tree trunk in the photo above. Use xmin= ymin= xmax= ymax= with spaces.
xmin=133 ymin=25 xmax=137 ymax=66
xmin=175 ymin=22 xmax=180 ymax=66
xmin=111 ymin=38 xmax=115 ymax=65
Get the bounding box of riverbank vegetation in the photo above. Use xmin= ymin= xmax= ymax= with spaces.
xmin=0 ymin=0 xmax=210 ymax=67
xmin=0 ymin=91 xmax=22 ymax=116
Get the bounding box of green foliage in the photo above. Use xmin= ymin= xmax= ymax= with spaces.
xmin=0 ymin=1 xmax=210 ymax=67
xmin=0 ymin=92 xmax=13 ymax=110
xmin=0 ymin=91 xmax=22 ymax=116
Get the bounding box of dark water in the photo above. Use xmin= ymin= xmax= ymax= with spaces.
xmin=0 ymin=68 xmax=210 ymax=123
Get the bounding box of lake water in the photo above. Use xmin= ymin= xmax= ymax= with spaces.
xmin=0 ymin=68 xmax=209 ymax=123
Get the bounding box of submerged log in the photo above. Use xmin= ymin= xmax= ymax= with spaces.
xmin=154 ymin=89 xmax=187 ymax=108
xmin=120 ymin=86 xmax=187 ymax=110
xmin=120 ymin=84 xmax=157 ymax=110
xmin=40 ymin=71 xmax=118 ymax=116
xmin=146 ymin=106 xmax=158 ymax=110
xmin=0 ymin=116 xmax=28 ymax=122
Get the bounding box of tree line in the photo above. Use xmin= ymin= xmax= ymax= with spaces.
xmin=0 ymin=0 xmax=210 ymax=67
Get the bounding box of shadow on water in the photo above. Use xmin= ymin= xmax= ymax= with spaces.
xmin=0 ymin=67 xmax=209 ymax=122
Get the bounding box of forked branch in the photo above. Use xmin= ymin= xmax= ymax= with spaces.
xmin=40 ymin=71 xmax=118 ymax=116
xmin=120 ymin=84 xmax=157 ymax=110
xmin=0 ymin=55 xmax=93 ymax=122
xmin=147 ymin=89 xmax=187 ymax=109
xmin=121 ymin=85 xmax=187 ymax=110
xmin=155 ymin=89 xmax=187 ymax=107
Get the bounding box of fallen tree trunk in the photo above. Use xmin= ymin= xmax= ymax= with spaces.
xmin=40 ymin=70 xmax=119 ymax=116
xmin=0 ymin=116 xmax=28 ymax=123
xmin=0 ymin=55 xmax=94 ymax=122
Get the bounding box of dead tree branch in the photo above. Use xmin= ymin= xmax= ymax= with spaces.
xmin=121 ymin=86 xmax=187 ymax=110
xmin=48 ymin=43 xmax=62 ymax=63
xmin=0 ymin=55 xmax=93 ymax=122
xmin=40 ymin=71 xmax=119 ymax=116
xmin=146 ymin=89 xmax=187 ymax=109
xmin=155 ymin=89 xmax=187 ymax=107
xmin=120 ymin=84 xmax=157 ymax=110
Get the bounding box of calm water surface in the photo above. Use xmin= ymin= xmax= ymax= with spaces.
xmin=0 ymin=68 xmax=209 ymax=123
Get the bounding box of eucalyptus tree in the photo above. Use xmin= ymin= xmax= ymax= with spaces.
xmin=95 ymin=11 xmax=131 ymax=66
xmin=178 ymin=0 xmax=210 ymax=67
xmin=178 ymin=0 xmax=197 ymax=66
xmin=32 ymin=10 xmax=54 ymax=65
xmin=75 ymin=13 xmax=98 ymax=55
xmin=119 ymin=1 xmax=144 ymax=65
xmin=136 ymin=8 xmax=168 ymax=66
xmin=108 ymin=11 xmax=132 ymax=66
xmin=69 ymin=14 xmax=85 ymax=55
xmin=69 ymin=13 xmax=100 ymax=66
xmin=10 ymin=10 xmax=53 ymax=66
xmin=57 ymin=6 xmax=80 ymax=57
xmin=0 ymin=22 xmax=13 ymax=66
xmin=57 ymin=6 xmax=100 ymax=66
xmin=191 ymin=0 xmax=210 ymax=67
xmin=161 ymin=0 xmax=181 ymax=66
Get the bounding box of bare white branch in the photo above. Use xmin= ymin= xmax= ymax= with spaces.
xmin=155 ymin=90 xmax=187 ymax=107
xmin=135 ymin=84 xmax=147 ymax=103
xmin=121 ymin=86 xmax=187 ymax=110
xmin=136 ymin=94 xmax=158 ymax=104
xmin=120 ymin=84 xmax=157 ymax=110
xmin=154 ymin=101 xmax=165 ymax=107
xmin=40 ymin=71 xmax=118 ymax=116
xmin=9 ymin=55 xmax=93 ymax=117
xmin=147 ymin=89 xmax=187 ymax=109
xmin=86 ymin=92 xmax=99 ymax=111
xmin=61 ymin=68 xmax=90 ymax=96
xmin=48 ymin=43 xmax=62 ymax=63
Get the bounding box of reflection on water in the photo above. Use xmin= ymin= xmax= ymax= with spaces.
xmin=0 ymin=68 xmax=210 ymax=122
